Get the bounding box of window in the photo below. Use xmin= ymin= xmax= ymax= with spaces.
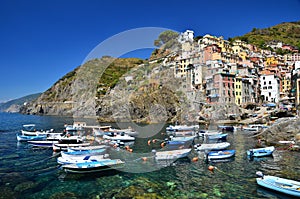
xmin=236 ymin=92 xmax=238 ymax=95
xmin=264 ymin=82 xmax=266 ymax=85
xmin=269 ymin=81 xmax=271 ymax=84
xmin=269 ymin=92 xmax=271 ymax=97
xmin=268 ymin=86 xmax=272 ymax=89
xmin=263 ymin=77 xmax=265 ymax=80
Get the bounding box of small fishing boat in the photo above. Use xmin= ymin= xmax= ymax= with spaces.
xmin=61 ymin=148 xmax=107 ymax=159
xmin=170 ymin=136 xmax=195 ymax=142
xmin=166 ymin=124 xmax=199 ymax=132
xmin=57 ymin=154 xmax=109 ymax=164
xmin=205 ymin=133 xmax=227 ymax=141
xmin=153 ymin=148 xmax=191 ymax=160
xmin=207 ymin=150 xmax=235 ymax=160
xmin=198 ymin=130 xmax=221 ymax=137
xmin=28 ymin=140 xmax=59 ymax=148
xmin=256 ymin=171 xmax=300 ymax=197
xmin=62 ymin=158 xmax=125 ymax=173
xmin=247 ymin=146 xmax=275 ymax=157
xmin=103 ymin=132 xmax=135 ymax=142
xmin=16 ymin=133 xmax=47 ymax=142
xmin=194 ymin=142 xmax=231 ymax=151
xmin=242 ymin=124 xmax=268 ymax=132
xmin=67 ymin=145 xmax=107 ymax=152
xmin=21 ymin=124 xmax=54 ymax=136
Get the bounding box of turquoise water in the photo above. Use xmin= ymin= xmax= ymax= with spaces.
xmin=0 ymin=112 xmax=299 ymax=198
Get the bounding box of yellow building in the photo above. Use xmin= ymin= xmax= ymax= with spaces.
xmin=235 ymin=77 xmax=242 ymax=105
xmin=265 ymin=55 xmax=279 ymax=66
xmin=281 ymin=77 xmax=291 ymax=94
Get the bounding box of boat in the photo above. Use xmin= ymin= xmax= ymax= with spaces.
xmin=57 ymin=154 xmax=109 ymax=164
xmin=256 ymin=171 xmax=300 ymax=197
xmin=207 ymin=150 xmax=235 ymax=160
xmin=102 ymin=132 xmax=135 ymax=142
xmin=198 ymin=130 xmax=221 ymax=137
xmin=61 ymin=148 xmax=107 ymax=159
xmin=62 ymin=158 xmax=125 ymax=173
xmin=28 ymin=140 xmax=59 ymax=148
xmin=52 ymin=135 xmax=90 ymax=151
xmin=20 ymin=124 xmax=54 ymax=136
xmin=205 ymin=133 xmax=227 ymax=141
xmin=170 ymin=136 xmax=195 ymax=142
xmin=67 ymin=145 xmax=108 ymax=152
xmin=247 ymin=146 xmax=275 ymax=157
xmin=152 ymin=148 xmax=192 ymax=160
xmin=16 ymin=133 xmax=47 ymax=142
xmin=242 ymin=124 xmax=268 ymax=132
xmin=166 ymin=124 xmax=199 ymax=132
xmin=194 ymin=142 xmax=231 ymax=151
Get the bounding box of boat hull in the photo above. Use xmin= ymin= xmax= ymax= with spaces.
xmin=256 ymin=175 xmax=300 ymax=197
xmin=207 ymin=150 xmax=235 ymax=160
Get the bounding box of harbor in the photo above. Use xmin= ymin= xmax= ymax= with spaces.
xmin=1 ymin=112 xmax=300 ymax=198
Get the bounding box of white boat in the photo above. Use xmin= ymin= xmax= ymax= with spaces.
xmin=103 ymin=132 xmax=135 ymax=142
xmin=16 ymin=133 xmax=47 ymax=142
xmin=256 ymin=171 xmax=300 ymax=197
xmin=166 ymin=124 xmax=199 ymax=132
xmin=21 ymin=124 xmax=55 ymax=136
xmin=247 ymin=146 xmax=275 ymax=157
xmin=153 ymin=148 xmax=191 ymax=160
xmin=28 ymin=135 xmax=82 ymax=148
xmin=62 ymin=158 xmax=125 ymax=173
xmin=194 ymin=142 xmax=231 ymax=151
xmin=61 ymin=148 xmax=107 ymax=159
xmin=53 ymin=142 xmax=90 ymax=151
xmin=67 ymin=145 xmax=107 ymax=152
xmin=57 ymin=154 xmax=109 ymax=164
xmin=242 ymin=124 xmax=268 ymax=132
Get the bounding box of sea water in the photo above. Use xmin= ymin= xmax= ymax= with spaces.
xmin=0 ymin=112 xmax=299 ymax=198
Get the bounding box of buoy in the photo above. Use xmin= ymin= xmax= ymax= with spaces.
xmin=192 ymin=157 xmax=199 ymax=162
xmin=125 ymin=146 xmax=130 ymax=150
xmin=129 ymin=148 xmax=133 ymax=153
xmin=208 ymin=165 xmax=215 ymax=172
xmin=142 ymin=157 xmax=147 ymax=161
xmin=152 ymin=139 xmax=157 ymax=143
xmin=161 ymin=142 xmax=165 ymax=148
xmin=147 ymin=140 xmax=151 ymax=145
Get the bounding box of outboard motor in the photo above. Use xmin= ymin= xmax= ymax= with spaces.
xmin=256 ymin=171 xmax=264 ymax=178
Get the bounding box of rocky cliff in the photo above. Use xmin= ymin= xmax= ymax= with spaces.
xmin=20 ymin=56 xmax=203 ymax=123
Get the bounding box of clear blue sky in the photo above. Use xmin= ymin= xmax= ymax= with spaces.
xmin=0 ymin=0 xmax=299 ymax=102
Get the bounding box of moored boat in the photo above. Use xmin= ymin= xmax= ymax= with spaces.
xmin=205 ymin=133 xmax=227 ymax=141
xmin=166 ymin=124 xmax=199 ymax=132
xmin=62 ymin=158 xmax=125 ymax=173
xmin=61 ymin=148 xmax=107 ymax=159
xmin=16 ymin=133 xmax=47 ymax=142
xmin=103 ymin=132 xmax=135 ymax=142
xmin=57 ymin=154 xmax=109 ymax=164
xmin=247 ymin=146 xmax=275 ymax=158
xmin=153 ymin=148 xmax=191 ymax=160
xmin=256 ymin=171 xmax=300 ymax=197
xmin=194 ymin=142 xmax=231 ymax=151
xmin=207 ymin=150 xmax=235 ymax=160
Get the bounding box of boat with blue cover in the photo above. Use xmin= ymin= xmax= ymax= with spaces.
xmin=207 ymin=149 xmax=235 ymax=160
xmin=256 ymin=171 xmax=300 ymax=197
xmin=57 ymin=154 xmax=109 ymax=164
xmin=62 ymin=158 xmax=125 ymax=173
xmin=61 ymin=148 xmax=107 ymax=158
xmin=16 ymin=133 xmax=47 ymax=142
xmin=247 ymin=146 xmax=275 ymax=158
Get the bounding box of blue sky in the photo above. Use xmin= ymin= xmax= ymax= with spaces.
xmin=0 ymin=0 xmax=299 ymax=102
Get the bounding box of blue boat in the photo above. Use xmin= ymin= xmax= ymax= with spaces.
xmin=62 ymin=158 xmax=125 ymax=173
xmin=205 ymin=133 xmax=228 ymax=141
xmin=61 ymin=148 xmax=106 ymax=158
xmin=256 ymin=171 xmax=300 ymax=197
xmin=207 ymin=150 xmax=235 ymax=161
xmin=16 ymin=133 xmax=47 ymax=142
xmin=247 ymin=146 xmax=275 ymax=157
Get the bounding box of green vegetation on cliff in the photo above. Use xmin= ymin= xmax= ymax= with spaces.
xmin=232 ymin=21 xmax=300 ymax=50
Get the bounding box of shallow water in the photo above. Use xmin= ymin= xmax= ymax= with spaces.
xmin=0 ymin=112 xmax=299 ymax=198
